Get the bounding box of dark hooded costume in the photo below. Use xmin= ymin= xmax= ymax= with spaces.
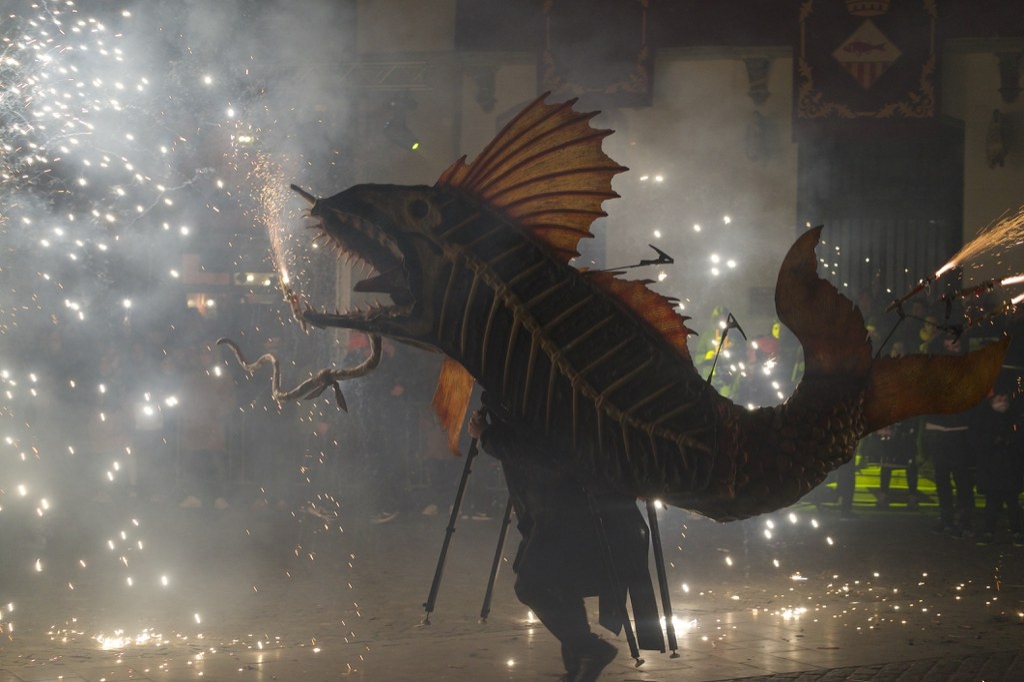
xmin=475 ymin=397 xmax=663 ymax=679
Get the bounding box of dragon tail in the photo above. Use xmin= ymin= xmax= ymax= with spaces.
xmin=774 ymin=226 xmax=875 ymax=382
xmin=776 ymin=226 xmax=1007 ymax=433
xmin=863 ymin=341 xmax=1008 ymax=431
xmin=705 ymin=227 xmax=1007 ymax=521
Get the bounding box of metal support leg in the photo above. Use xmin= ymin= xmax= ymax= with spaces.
xmin=645 ymin=499 xmax=679 ymax=657
xmin=421 ymin=436 xmax=478 ymax=624
xmin=479 ymin=497 xmax=514 ymax=622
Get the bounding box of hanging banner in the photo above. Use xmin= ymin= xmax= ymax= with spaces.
xmin=795 ymin=0 xmax=939 ymax=132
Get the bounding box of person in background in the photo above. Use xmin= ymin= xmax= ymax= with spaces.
xmin=922 ymin=333 xmax=976 ymax=538
xmin=468 ymin=400 xmax=662 ymax=682
xmin=178 ymin=344 xmax=235 ymax=509
xmin=972 ymin=380 xmax=1024 ymax=547
xmin=833 ymin=456 xmax=860 ymax=520
xmin=870 ymin=420 xmax=921 ymax=510
xmin=866 ymin=333 xmax=921 ymax=510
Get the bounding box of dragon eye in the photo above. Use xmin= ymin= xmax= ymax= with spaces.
xmin=409 ymin=199 xmax=430 ymax=220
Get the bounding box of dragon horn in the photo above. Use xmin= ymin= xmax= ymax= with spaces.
xmin=290 ymin=184 xmax=317 ymax=206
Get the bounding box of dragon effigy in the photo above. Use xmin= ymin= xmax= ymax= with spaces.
xmin=253 ymin=95 xmax=1007 ymax=521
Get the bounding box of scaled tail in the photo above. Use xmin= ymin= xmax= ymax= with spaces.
xmin=777 ymin=226 xmax=1008 ymax=434
xmin=775 ymin=226 xmax=874 ymax=382
xmin=862 ymin=340 xmax=1008 ymax=431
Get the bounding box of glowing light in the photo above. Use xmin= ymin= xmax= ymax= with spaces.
xmin=96 ymin=630 xmax=161 ymax=650
xmin=662 ymin=615 xmax=697 ymax=633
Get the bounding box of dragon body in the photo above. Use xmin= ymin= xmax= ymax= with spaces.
xmin=294 ymin=96 xmax=1007 ymax=521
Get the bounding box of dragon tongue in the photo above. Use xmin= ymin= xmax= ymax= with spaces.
xmin=353 ymin=267 xmax=401 ymax=294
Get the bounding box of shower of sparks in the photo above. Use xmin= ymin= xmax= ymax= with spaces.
xmin=234 ymin=146 xmax=301 ymax=294
xmin=938 ymin=208 xmax=1024 ymax=280
xmin=894 ymin=207 xmax=1024 ymax=315
xmin=0 ymin=0 xmax=363 ymax=668
xmin=3 ymin=3 xmax=1022 ymax=679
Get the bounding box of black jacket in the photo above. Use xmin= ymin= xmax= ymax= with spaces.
xmin=479 ymin=416 xmax=664 ymax=651
xmin=972 ymin=402 xmax=1024 ymax=494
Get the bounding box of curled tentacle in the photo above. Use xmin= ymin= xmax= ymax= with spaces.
xmin=216 ymin=335 xmax=383 ymax=411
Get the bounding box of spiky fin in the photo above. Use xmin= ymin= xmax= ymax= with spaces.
xmin=432 ymin=357 xmax=475 ymax=454
xmin=586 ymin=271 xmax=695 ymax=357
xmin=435 ymin=94 xmax=627 ymax=263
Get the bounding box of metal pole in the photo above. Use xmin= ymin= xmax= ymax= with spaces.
xmin=645 ymin=499 xmax=679 ymax=657
xmin=705 ymin=313 xmax=746 ymax=386
xmin=479 ymin=496 xmax=514 ymax=622
xmin=586 ymin=491 xmax=642 ymax=665
xmin=421 ymin=436 xmax=478 ymax=624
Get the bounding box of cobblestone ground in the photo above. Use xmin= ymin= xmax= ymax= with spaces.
xmin=1 ymin=487 xmax=1022 ymax=681
xmin=729 ymin=649 xmax=1024 ymax=681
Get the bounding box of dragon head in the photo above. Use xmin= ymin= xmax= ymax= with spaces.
xmin=288 ymin=94 xmax=623 ymax=363
xmin=293 ymin=182 xmax=453 ymax=345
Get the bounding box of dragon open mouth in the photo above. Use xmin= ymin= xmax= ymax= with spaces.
xmin=291 ymin=184 xmax=417 ymax=327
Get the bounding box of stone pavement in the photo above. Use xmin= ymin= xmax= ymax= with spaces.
xmin=730 ymin=650 xmax=1024 ymax=681
xmin=1 ymin=490 xmax=1022 ymax=681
